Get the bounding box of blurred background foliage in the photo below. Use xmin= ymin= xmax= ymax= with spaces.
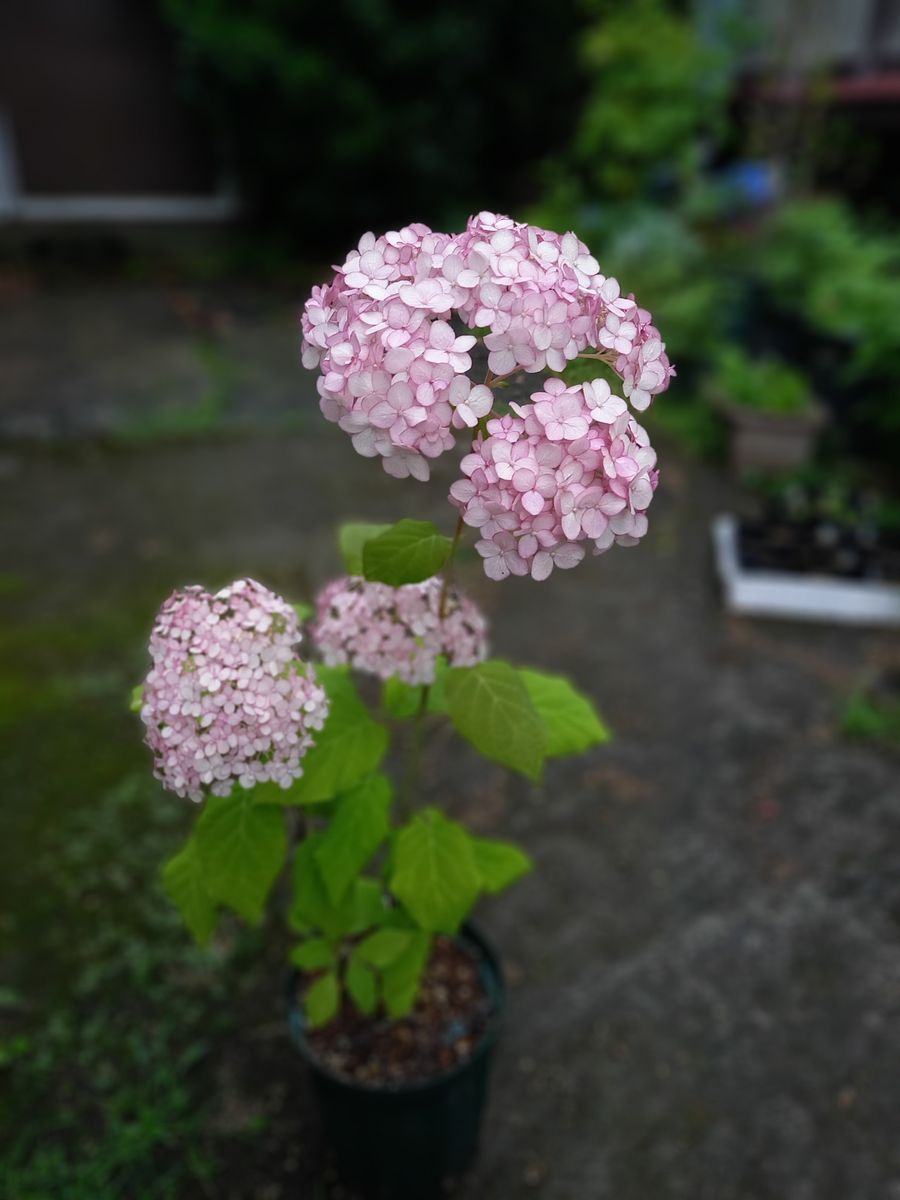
xmin=154 ymin=0 xmax=900 ymax=477
xmin=160 ymin=0 xmax=586 ymax=249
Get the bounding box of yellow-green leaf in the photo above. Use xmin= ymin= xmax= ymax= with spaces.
xmin=362 ymin=520 xmax=452 ymax=586
xmin=339 ymin=522 xmax=392 ymax=574
xmin=195 ymin=793 xmax=286 ymax=923
xmin=390 ymin=809 xmax=481 ymax=933
xmin=313 ymin=774 xmax=392 ymax=904
xmin=445 ymin=660 xmax=546 ymax=780
xmin=519 ymin=667 xmax=610 ymax=756
xmin=162 ymin=838 xmax=217 ymax=946
xmin=305 ymin=971 xmax=339 ymax=1028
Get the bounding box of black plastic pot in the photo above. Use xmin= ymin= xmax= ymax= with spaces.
xmin=288 ymin=923 xmax=503 ymax=1199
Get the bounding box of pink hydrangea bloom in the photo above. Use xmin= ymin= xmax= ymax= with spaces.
xmin=451 ymin=211 xmax=674 ymax=405
xmin=449 ymin=379 xmax=659 ymax=581
xmin=300 ymin=212 xmax=674 ymax=485
xmin=141 ymin=579 xmax=329 ymax=802
xmin=312 ymin=576 xmax=487 ymax=685
xmin=300 ymin=225 xmax=485 ymax=482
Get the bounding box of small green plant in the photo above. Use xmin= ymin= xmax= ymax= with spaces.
xmin=142 ymin=523 xmax=611 ymax=1030
xmin=841 ymin=690 xmax=900 ymax=746
xmin=709 ymin=345 xmax=813 ymax=416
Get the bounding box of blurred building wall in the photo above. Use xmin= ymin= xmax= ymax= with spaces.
xmin=0 ymin=0 xmax=233 ymax=222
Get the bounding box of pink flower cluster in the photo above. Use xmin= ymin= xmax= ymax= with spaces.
xmin=450 ymin=377 xmax=658 ymax=581
xmin=452 ymin=211 xmax=673 ymax=411
xmin=300 ymin=212 xmax=673 ymax=483
xmin=301 ymin=224 xmax=493 ymax=482
xmin=313 ymin=576 xmax=487 ymax=685
xmin=141 ymin=579 xmax=329 ymax=801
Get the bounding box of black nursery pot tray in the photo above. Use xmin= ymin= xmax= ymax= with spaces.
xmin=712 ymin=514 xmax=900 ymax=626
xmin=287 ymin=923 xmax=504 ymax=1200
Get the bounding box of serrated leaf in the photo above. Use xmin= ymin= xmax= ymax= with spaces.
xmin=314 ymin=775 xmax=392 ymax=904
xmin=289 ymin=666 xmax=388 ymax=805
xmin=445 ymin=660 xmax=546 ymax=780
xmin=381 ymin=932 xmax=432 ymax=1018
xmin=290 ymin=938 xmax=335 ymax=970
xmin=519 ymin=668 xmax=610 ymax=757
xmin=356 ymin=928 xmax=413 ymax=968
xmin=195 ymin=793 xmax=286 ymax=923
xmin=305 ymin=971 xmax=339 ymax=1028
xmin=390 ymin=809 xmax=481 ymax=933
xmin=339 ymin=522 xmax=391 ymax=574
xmin=162 ymin=839 xmax=217 ymax=946
xmin=346 ymin=957 xmax=378 ymax=1015
xmin=362 ymin=520 xmax=452 ymax=586
xmin=471 ymin=836 xmax=533 ymax=895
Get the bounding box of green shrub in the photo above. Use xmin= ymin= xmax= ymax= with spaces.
xmin=708 ymin=345 xmax=813 ymax=415
xmin=755 ymin=198 xmax=900 ymax=383
xmin=161 ymin=0 xmax=583 ymax=246
xmin=539 ymin=0 xmax=731 ymax=204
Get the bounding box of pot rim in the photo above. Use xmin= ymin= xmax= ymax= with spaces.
xmin=286 ymin=921 xmax=504 ymax=1096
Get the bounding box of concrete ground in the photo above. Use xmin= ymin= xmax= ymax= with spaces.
xmin=3 ymin=279 xmax=899 ymax=1199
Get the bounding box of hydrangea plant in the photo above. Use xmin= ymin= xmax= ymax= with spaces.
xmin=140 ymin=212 xmax=673 ymax=1028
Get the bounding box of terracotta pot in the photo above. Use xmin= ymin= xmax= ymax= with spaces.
xmin=715 ymin=395 xmax=827 ymax=473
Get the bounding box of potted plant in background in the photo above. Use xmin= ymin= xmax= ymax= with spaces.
xmin=708 ymin=344 xmax=825 ymax=473
xmin=137 ymin=212 xmax=674 ymax=1197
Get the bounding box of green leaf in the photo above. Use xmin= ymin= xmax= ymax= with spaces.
xmin=519 ymin=668 xmax=610 ymax=757
xmin=381 ymin=932 xmax=431 ymax=1018
xmin=427 ymin=656 xmax=450 ymax=713
xmin=339 ymin=521 xmax=391 ymax=574
xmin=291 ymin=838 xmax=388 ymax=940
xmin=289 ymin=666 xmax=389 ymax=805
xmin=195 ymin=793 xmax=286 ymax=923
xmin=314 ymin=775 xmax=392 ymax=904
xmin=290 ymin=938 xmax=335 ymax=970
xmin=129 ymin=684 xmax=143 ymax=713
xmin=248 ymin=780 xmax=306 ymax=806
xmin=345 ymin=878 xmax=390 ymax=933
xmin=382 ymin=677 xmax=423 ymax=719
xmin=472 ymin=836 xmax=533 ymax=895
xmin=362 ymin=519 xmax=452 ymax=586
xmin=390 ymin=809 xmax=481 ymax=933
xmin=356 ymin=928 xmax=413 ymax=968
xmin=162 ymin=839 xmax=217 ymax=946
xmin=382 ymin=658 xmax=449 ymax=718
xmin=305 ymin=971 xmax=340 ymax=1029
xmin=445 ymin=660 xmax=546 ymax=780
xmin=290 ymin=835 xmax=335 ymax=934
xmin=292 ymin=600 xmax=313 ymax=621
xmin=345 ymin=956 xmax=378 ymax=1015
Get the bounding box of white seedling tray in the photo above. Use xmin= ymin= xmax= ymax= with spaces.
xmin=711 ymin=513 xmax=900 ymax=627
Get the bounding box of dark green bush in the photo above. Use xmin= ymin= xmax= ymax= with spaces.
xmin=161 ymin=0 xmax=584 ymax=250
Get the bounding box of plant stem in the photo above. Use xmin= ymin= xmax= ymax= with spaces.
xmin=438 ymin=513 xmax=465 ymax=619
xmin=397 ymin=364 xmax=489 ymax=816
xmin=398 ymin=684 xmax=430 ymax=821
